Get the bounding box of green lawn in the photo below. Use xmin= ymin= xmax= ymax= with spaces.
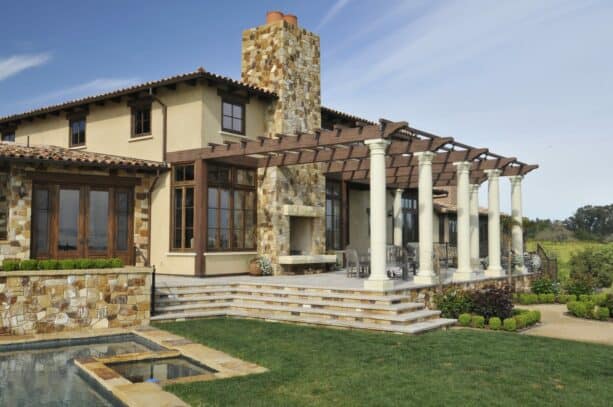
xmin=526 ymin=240 xmax=613 ymax=281
xmin=156 ymin=318 xmax=613 ymax=406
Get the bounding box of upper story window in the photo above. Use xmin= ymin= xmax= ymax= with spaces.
xmin=221 ymin=100 xmax=245 ymax=135
xmin=132 ymin=104 xmax=152 ymax=137
xmin=1 ymin=132 xmax=15 ymax=142
xmin=69 ymin=118 xmax=86 ymax=147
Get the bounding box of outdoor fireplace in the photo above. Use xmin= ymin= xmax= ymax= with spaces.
xmin=289 ymin=216 xmax=314 ymax=255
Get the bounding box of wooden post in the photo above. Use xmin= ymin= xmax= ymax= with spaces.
xmin=194 ymin=159 xmax=208 ymax=277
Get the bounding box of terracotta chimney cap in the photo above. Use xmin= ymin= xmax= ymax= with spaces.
xmin=283 ymin=14 xmax=298 ymax=26
xmin=266 ymin=11 xmax=284 ymax=24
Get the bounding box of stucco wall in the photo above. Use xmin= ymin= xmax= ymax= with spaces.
xmin=0 ymin=268 xmax=151 ymax=335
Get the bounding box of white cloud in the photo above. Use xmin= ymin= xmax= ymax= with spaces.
xmin=0 ymin=53 xmax=51 ymax=81
xmin=317 ymin=0 xmax=351 ymax=30
xmin=21 ymin=77 xmax=140 ymax=106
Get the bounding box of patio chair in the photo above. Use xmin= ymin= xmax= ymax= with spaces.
xmin=386 ymin=245 xmax=404 ymax=279
xmin=344 ymin=248 xmax=360 ymax=278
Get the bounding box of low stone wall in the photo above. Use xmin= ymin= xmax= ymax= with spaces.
xmin=0 ymin=267 xmax=151 ymax=336
xmin=405 ymin=273 xmax=536 ymax=309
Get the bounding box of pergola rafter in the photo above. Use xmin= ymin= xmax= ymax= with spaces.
xmin=166 ymin=118 xmax=538 ymax=189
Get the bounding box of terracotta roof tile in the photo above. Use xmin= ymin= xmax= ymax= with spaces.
xmin=0 ymin=69 xmax=276 ymax=124
xmin=0 ymin=142 xmax=167 ymax=171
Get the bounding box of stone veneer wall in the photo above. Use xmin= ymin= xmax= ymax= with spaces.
xmin=134 ymin=178 xmax=152 ymax=267
xmin=0 ymin=173 xmax=9 ymax=241
xmin=257 ymin=164 xmax=326 ymax=275
xmin=243 ymin=18 xmax=326 ymax=274
xmin=241 ymin=19 xmax=321 ymax=136
xmin=0 ymin=167 xmax=32 ymax=262
xmin=0 ymin=268 xmax=151 ymax=335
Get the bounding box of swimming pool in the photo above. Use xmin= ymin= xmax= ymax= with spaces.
xmin=0 ymin=334 xmax=164 ymax=406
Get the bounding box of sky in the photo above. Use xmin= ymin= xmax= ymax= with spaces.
xmin=1 ymin=0 xmax=611 ymax=220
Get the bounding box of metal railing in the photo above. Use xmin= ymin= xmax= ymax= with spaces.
xmin=536 ymin=243 xmax=558 ymax=280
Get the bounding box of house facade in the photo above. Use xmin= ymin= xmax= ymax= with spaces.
xmin=0 ymin=12 xmax=535 ymax=284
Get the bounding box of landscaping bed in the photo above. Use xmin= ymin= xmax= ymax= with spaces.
xmin=1 ymin=258 xmax=124 ymax=271
xmin=457 ymin=309 xmax=541 ymax=332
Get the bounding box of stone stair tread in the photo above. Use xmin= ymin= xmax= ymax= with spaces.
xmin=151 ymin=310 xmax=455 ymax=334
xmin=156 ymin=294 xmax=423 ymax=312
xmin=151 ymin=310 xmax=228 ymax=321
xmin=156 ymin=286 xmax=409 ymax=303
xmin=156 ymin=302 xmax=233 ymax=312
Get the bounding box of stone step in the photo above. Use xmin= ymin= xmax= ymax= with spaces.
xmin=151 ymin=310 xmax=456 ymax=335
xmin=155 ymin=286 xmax=410 ymax=305
xmin=155 ymin=296 xmax=424 ymax=315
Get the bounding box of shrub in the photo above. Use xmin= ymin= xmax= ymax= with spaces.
xmin=515 ymin=314 xmax=528 ymax=329
xmin=518 ymin=293 xmax=538 ymax=305
xmin=531 ymin=310 xmax=542 ymax=323
xmin=568 ymin=301 xmax=589 ymax=318
xmin=458 ymin=313 xmax=472 ymax=326
xmin=76 ymin=258 xmax=96 ymax=269
xmin=594 ymin=306 xmax=610 ymax=321
xmin=92 ymin=258 xmax=111 ymax=269
xmin=110 ymin=258 xmax=124 ymax=268
xmin=38 ymin=259 xmax=59 ymax=270
xmin=579 ymin=294 xmax=591 ymax=302
xmin=531 ymin=277 xmax=557 ymax=294
xmin=569 ymin=246 xmax=613 ymax=289
xmin=603 ymin=294 xmax=613 ymax=311
xmin=591 ymin=293 xmax=607 ymax=307
xmin=525 ymin=310 xmax=541 ymax=325
xmin=471 ymin=315 xmax=485 ymax=328
xmin=538 ymin=293 xmax=556 ymax=304
xmin=19 ymin=259 xmax=38 ymax=270
xmin=58 ymin=259 xmax=77 ymax=269
xmin=434 ymin=288 xmax=473 ymax=319
xmin=503 ymin=318 xmax=517 ymax=331
xmin=557 ymin=294 xmax=577 ymax=304
xmin=488 ymin=317 xmax=502 ymax=330
xmin=2 ymin=259 xmax=21 ymax=271
xmin=564 ymin=278 xmax=594 ymax=296
xmin=469 ymin=285 xmax=514 ymax=320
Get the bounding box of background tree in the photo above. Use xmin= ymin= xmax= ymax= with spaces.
xmin=564 ymin=204 xmax=613 ymax=241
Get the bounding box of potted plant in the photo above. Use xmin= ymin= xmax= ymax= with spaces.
xmin=249 ymin=256 xmax=273 ymax=276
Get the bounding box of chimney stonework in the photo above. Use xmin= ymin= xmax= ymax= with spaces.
xmin=241 ymin=15 xmax=326 ymax=275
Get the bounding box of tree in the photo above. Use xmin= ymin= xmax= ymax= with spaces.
xmin=564 ymin=204 xmax=613 ymax=241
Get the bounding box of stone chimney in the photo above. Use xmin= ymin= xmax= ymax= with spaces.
xmin=242 ymin=12 xmax=326 ymax=275
xmin=241 ymin=11 xmax=321 ymax=135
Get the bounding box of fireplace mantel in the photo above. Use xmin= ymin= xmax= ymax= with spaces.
xmin=282 ymin=204 xmax=324 ymax=217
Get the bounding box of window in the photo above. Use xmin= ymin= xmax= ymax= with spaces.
xmin=221 ymin=100 xmax=244 ymax=135
xmin=171 ymin=164 xmax=195 ymax=250
xmin=207 ymin=165 xmax=256 ymax=251
xmin=326 ymin=181 xmax=342 ymax=250
xmin=448 ymin=214 xmax=458 ymax=246
xmin=1 ymin=132 xmax=15 ymax=142
xmin=69 ymin=118 xmax=86 ymax=146
xmin=132 ymin=105 xmax=151 ymax=137
xmin=401 ymin=190 xmax=419 ymax=243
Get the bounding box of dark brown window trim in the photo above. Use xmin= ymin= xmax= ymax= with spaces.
xmin=68 ymin=116 xmax=87 ymax=148
xmin=170 ymin=163 xmax=196 ymax=252
xmin=130 ymin=99 xmax=153 ymax=138
xmin=206 ymin=164 xmax=256 ymax=252
xmin=221 ymin=99 xmax=246 ymax=136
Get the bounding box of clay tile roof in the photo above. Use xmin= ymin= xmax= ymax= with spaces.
xmin=0 ymin=142 xmax=168 ymax=171
xmin=320 ymin=106 xmax=376 ymax=125
xmin=0 ymin=69 xmax=277 ymax=124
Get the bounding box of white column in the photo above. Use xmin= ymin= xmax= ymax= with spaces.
xmin=510 ymin=175 xmax=525 ymax=273
xmin=453 ymin=161 xmax=475 ymax=281
xmin=485 ymin=169 xmax=504 ymax=277
xmin=364 ymin=139 xmax=393 ymax=290
xmin=414 ymin=152 xmax=436 ymax=284
xmin=469 ymin=183 xmax=481 ymax=272
xmin=393 ymin=188 xmax=403 ymax=247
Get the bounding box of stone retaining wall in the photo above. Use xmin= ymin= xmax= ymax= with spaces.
xmin=405 ymin=273 xmax=536 ymax=309
xmin=0 ymin=267 xmax=151 ymax=335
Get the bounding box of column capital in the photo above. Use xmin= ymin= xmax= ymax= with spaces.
xmin=469 ymin=183 xmax=480 ymax=193
xmin=395 ymin=188 xmax=404 ymax=194
xmin=484 ymin=169 xmax=502 ymax=179
xmin=364 ymin=138 xmax=390 ymax=152
xmin=509 ymin=175 xmax=524 ymax=185
xmin=453 ymin=161 xmax=472 ymax=173
xmin=415 ymin=151 xmax=435 ymax=164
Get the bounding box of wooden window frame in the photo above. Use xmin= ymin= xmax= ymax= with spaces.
xmin=221 ymin=99 xmax=246 ymax=136
xmin=68 ymin=116 xmax=87 ymax=147
xmin=325 ymin=180 xmax=342 ymax=250
xmin=401 ymin=190 xmax=419 ymax=243
xmin=131 ymin=103 xmax=152 ymax=138
xmin=171 ymin=163 xmax=195 ymax=251
xmin=1 ymin=131 xmax=15 ymax=142
xmin=207 ymin=164 xmax=256 ymax=252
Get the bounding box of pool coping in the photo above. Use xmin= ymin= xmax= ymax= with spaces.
xmin=1 ymin=326 xmax=268 ymax=407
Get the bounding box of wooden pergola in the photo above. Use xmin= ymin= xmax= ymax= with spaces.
xmin=167 ymin=119 xmax=538 ymax=185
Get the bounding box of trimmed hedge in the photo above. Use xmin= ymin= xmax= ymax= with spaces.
xmin=1 ymin=258 xmax=124 ymax=271
xmin=458 ymin=313 xmax=472 ymax=326
xmin=488 ymin=317 xmax=502 ymax=330
xmin=503 ymin=318 xmax=517 ymax=332
xmin=471 ymin=315 xmax=485 ymax=329
xmin=567 ymin=300 xmax=611 ymax=321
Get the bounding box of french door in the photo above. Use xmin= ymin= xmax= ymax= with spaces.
xmin=32 ymin=184 xmax=134 ymax=264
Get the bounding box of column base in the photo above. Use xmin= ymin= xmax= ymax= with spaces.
xmin=414 ymin=272 xmax=438 ymax=285
xmin=485 ymin=267 xmax=505 ymax=278
xmin=363 ymin=278 xmax=395 ymax=291
xmin=453 ymin=270 xmax=477 ymax=282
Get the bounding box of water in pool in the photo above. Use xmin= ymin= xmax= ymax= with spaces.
xmin=110 ymin=357 xmax=217 ymax=383
xmin=0 ymin=335 xmax=156 ymax=406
